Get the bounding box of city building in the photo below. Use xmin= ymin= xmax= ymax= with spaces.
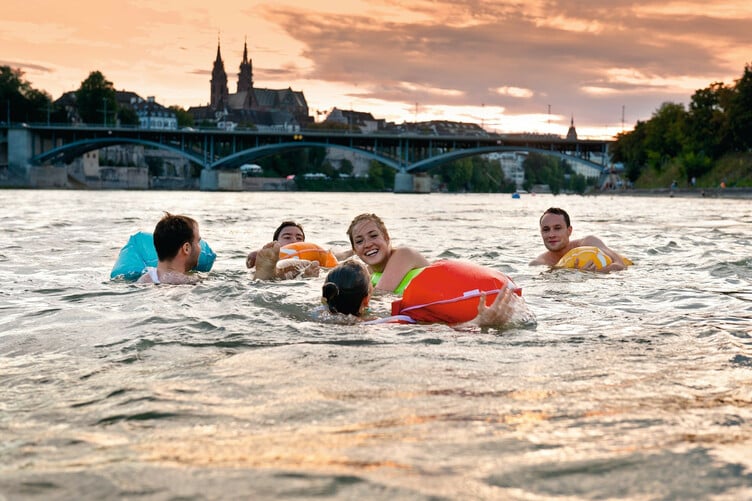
xmin=486 ymin=151 xmax=527 ymax=189
xmin=125 ymin=94 xmax=178 ymax=130
xmin=188 ymin=40 xmax=311 ymax=130
xmin=324 ymin=108 xmax=385 ymax=133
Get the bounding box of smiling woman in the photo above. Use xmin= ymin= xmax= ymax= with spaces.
xmin=346 ymin=213 xmax=429 ymax=293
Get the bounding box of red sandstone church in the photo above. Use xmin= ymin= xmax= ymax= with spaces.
xmin=188 ymin=40 xmax=312 ymax=129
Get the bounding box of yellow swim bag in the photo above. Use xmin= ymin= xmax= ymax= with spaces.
xmin=555 ymin=246 xmax=632 ymax=270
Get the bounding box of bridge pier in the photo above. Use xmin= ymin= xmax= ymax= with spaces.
xmin=200 ymin=169 xmax=243 ymax=191
xmin=7 ymin=128 xmax=33 ymax=183
xmin=394 ymin=172 xmax=431 ymax=193
xmin=394 ymin=171 xmax=414 ymax=193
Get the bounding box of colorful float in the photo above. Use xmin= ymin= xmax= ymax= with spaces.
xmin=278 ymin=242 xmax=338 ymax=268
xmin=110 ymin=231 xmax=216 ymax=281
xmin=390 ymin=260 xmax=521 ymax=324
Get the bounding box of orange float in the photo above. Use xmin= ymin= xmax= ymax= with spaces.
xmin=390 ymin=260 xmax=521 ymax=324
xmin=278 ymin=242 xmax=338 ymax=268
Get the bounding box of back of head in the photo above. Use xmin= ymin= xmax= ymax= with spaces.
xmin=346 ymin=213 xmax=389 ymax=246
xmin=153 ymin=213 xmax=197 ymax=261
xmin=322 ymin=261 xmax=370 ymax=316
xmin=273 ymin=221 xmax=305 ymax=241
xmin=541 ymin=207 xmax=570 ymax=227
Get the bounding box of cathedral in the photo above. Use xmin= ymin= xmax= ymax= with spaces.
xmin=189 ymin=40 xmax=311 ymax=128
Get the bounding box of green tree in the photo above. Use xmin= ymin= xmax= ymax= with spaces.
xmin=439 ymin=157 xmax=473 ymax=191
xmin=169 ymin=105 xmax=195 ymax=128
xmin=612 ymin=120 xmax=649 ymax=181
xmin=0 ymin=65 xmax=53 ymax=123
xmin=117 ymin=106 xmax=140 ymax=126
xmin=339 ymin=158 xmax=354 ymax=176
xmin=76 ymin=71 xmax=117 ymax=125
xmin=643 ymin=102 xmax=688 ymax=172
xmin=366 ymin=161 xmax=393 ymax=190
xmin=685 ymin=82 xmax=732 ymax=162
xmin=727 ymin=63 xmax=752 ymax=152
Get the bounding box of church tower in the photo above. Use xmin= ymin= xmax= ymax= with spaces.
xmin=237 ymin=38 xmax=253 ymax=93
xmin=210 ymin=40 xmax=229 ymax=111
xmin=566 ymin=115 xmax=578 ymax=141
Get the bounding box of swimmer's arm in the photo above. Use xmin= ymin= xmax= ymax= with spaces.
xmin=333 ymin=248 xmax=354 ymax=261
xmin=374 ymin=247 xmax=429 ymax=292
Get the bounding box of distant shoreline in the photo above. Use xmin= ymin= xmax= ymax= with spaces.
xmin=589 ymin=187 xmax=752 ymax=200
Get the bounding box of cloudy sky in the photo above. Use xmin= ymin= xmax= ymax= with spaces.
xmin=3 ymin=0 xmax=751 ymax=138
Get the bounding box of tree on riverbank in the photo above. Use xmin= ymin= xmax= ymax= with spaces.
xmin=0 ymin=66 xmax=64 ymax=124
xmin=612 ymin=63 xmax=752 ymax=188
xmin=76 ymin=71 xmax=118 ymax=126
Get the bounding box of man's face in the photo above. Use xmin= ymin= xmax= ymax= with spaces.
xmin=277 ymin=226 xmax=305 ymax=245
xmin=539 ymin=213 xmax=572 ymax=252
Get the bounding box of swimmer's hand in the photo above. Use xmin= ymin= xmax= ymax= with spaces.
xmin=275 ymin=258 xmax=320 ymax=280
xmin=246 ymin=250 xmax=258 ymax=269
xmin=474 ymin=288 xmax=515 ymax=328
xmin=253 ymin=242 xmax=281 ymax=280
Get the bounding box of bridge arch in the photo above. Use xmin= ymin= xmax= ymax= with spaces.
xmin=209 ymin=141 xmax=403 ymax=171
xmin=30 ymin=137 xmax=206 ymax=167
xmin=406 ymin=146 xmax=607 ymax=173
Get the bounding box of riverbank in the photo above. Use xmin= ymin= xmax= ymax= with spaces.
xmin=591 ymin=187 xmax=752 ymax=199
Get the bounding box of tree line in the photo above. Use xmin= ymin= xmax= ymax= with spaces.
xmin=611 ymin=63 xmax=752 ymax=188
xmin=1 ymin=67 xmax=193 ymax=127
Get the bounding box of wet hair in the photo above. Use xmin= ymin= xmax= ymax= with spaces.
xmin=153 ymin=212 xmax=197 ymax=261
xmin=540 ymin=207 xmax=571 ymax=228
xmin=346 ymin=213 xmax=390 ymax=247
xmin=273 ymin=221 xmax=305 ymax=241
xmin=322 ymin=261 xmax=371 ymax=316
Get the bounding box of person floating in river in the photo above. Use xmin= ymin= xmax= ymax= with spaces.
xmin=321 ymin=260 xmax=532 ymax=328
xmin=346 ymin=213 xmax=429 ymax=294
xmin=249 ymin=220 xmax=352 ymax=280
xmin=137 ymin=213 xmax=203 ymax=285
xmin=529 ymin=207 xmax=628 ymax=272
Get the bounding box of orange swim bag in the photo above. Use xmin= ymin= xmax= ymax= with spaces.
xmin=278 ymin=242 xmax=338 ymax=268
xmin=390 ymin=260 xmax=521 ymax=324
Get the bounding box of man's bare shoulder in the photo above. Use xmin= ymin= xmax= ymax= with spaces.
xmin=136 ymin=273 xmax=154 ymax=284
xmin=530 ymin=252 xmax=557 ymax=266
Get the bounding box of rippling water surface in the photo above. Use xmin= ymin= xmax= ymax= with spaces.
xmin=1 ymin=190 xmax=751 ymax=500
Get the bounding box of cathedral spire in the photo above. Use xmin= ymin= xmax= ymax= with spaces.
xmin=237 ymin=37 xmax=253 ymax=93
xmin=210 ymin=37 xmax=229 ymax=111
xmin=566 ymin=114 xmax=578 ymax=141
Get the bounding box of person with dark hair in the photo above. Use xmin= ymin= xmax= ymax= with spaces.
xmin=247 ymin=220 xmax=318 ymax=280
xmin=246 ymin=221 xmax=305 ymax=269
xmin=321 ymin=260 xmax=529 ymax=328
xmin=346 ymin=213 xmax=429 ymax=293
xmin=137 ymin=213 xmax=202 ymax=285
xmin=321 ymin=261 xmax=372 ymax=316
xmin=248 ymin=221 xmax=352 ymax=280
xmin=530 ymin=207 xmax=627 ymax=272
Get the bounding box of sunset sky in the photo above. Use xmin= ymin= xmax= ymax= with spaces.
xmin=3 ymin=0 xmax=751 ymax=138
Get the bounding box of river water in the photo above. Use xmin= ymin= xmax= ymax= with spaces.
xmin=1 ymin=190 xmax=751 ymax=500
